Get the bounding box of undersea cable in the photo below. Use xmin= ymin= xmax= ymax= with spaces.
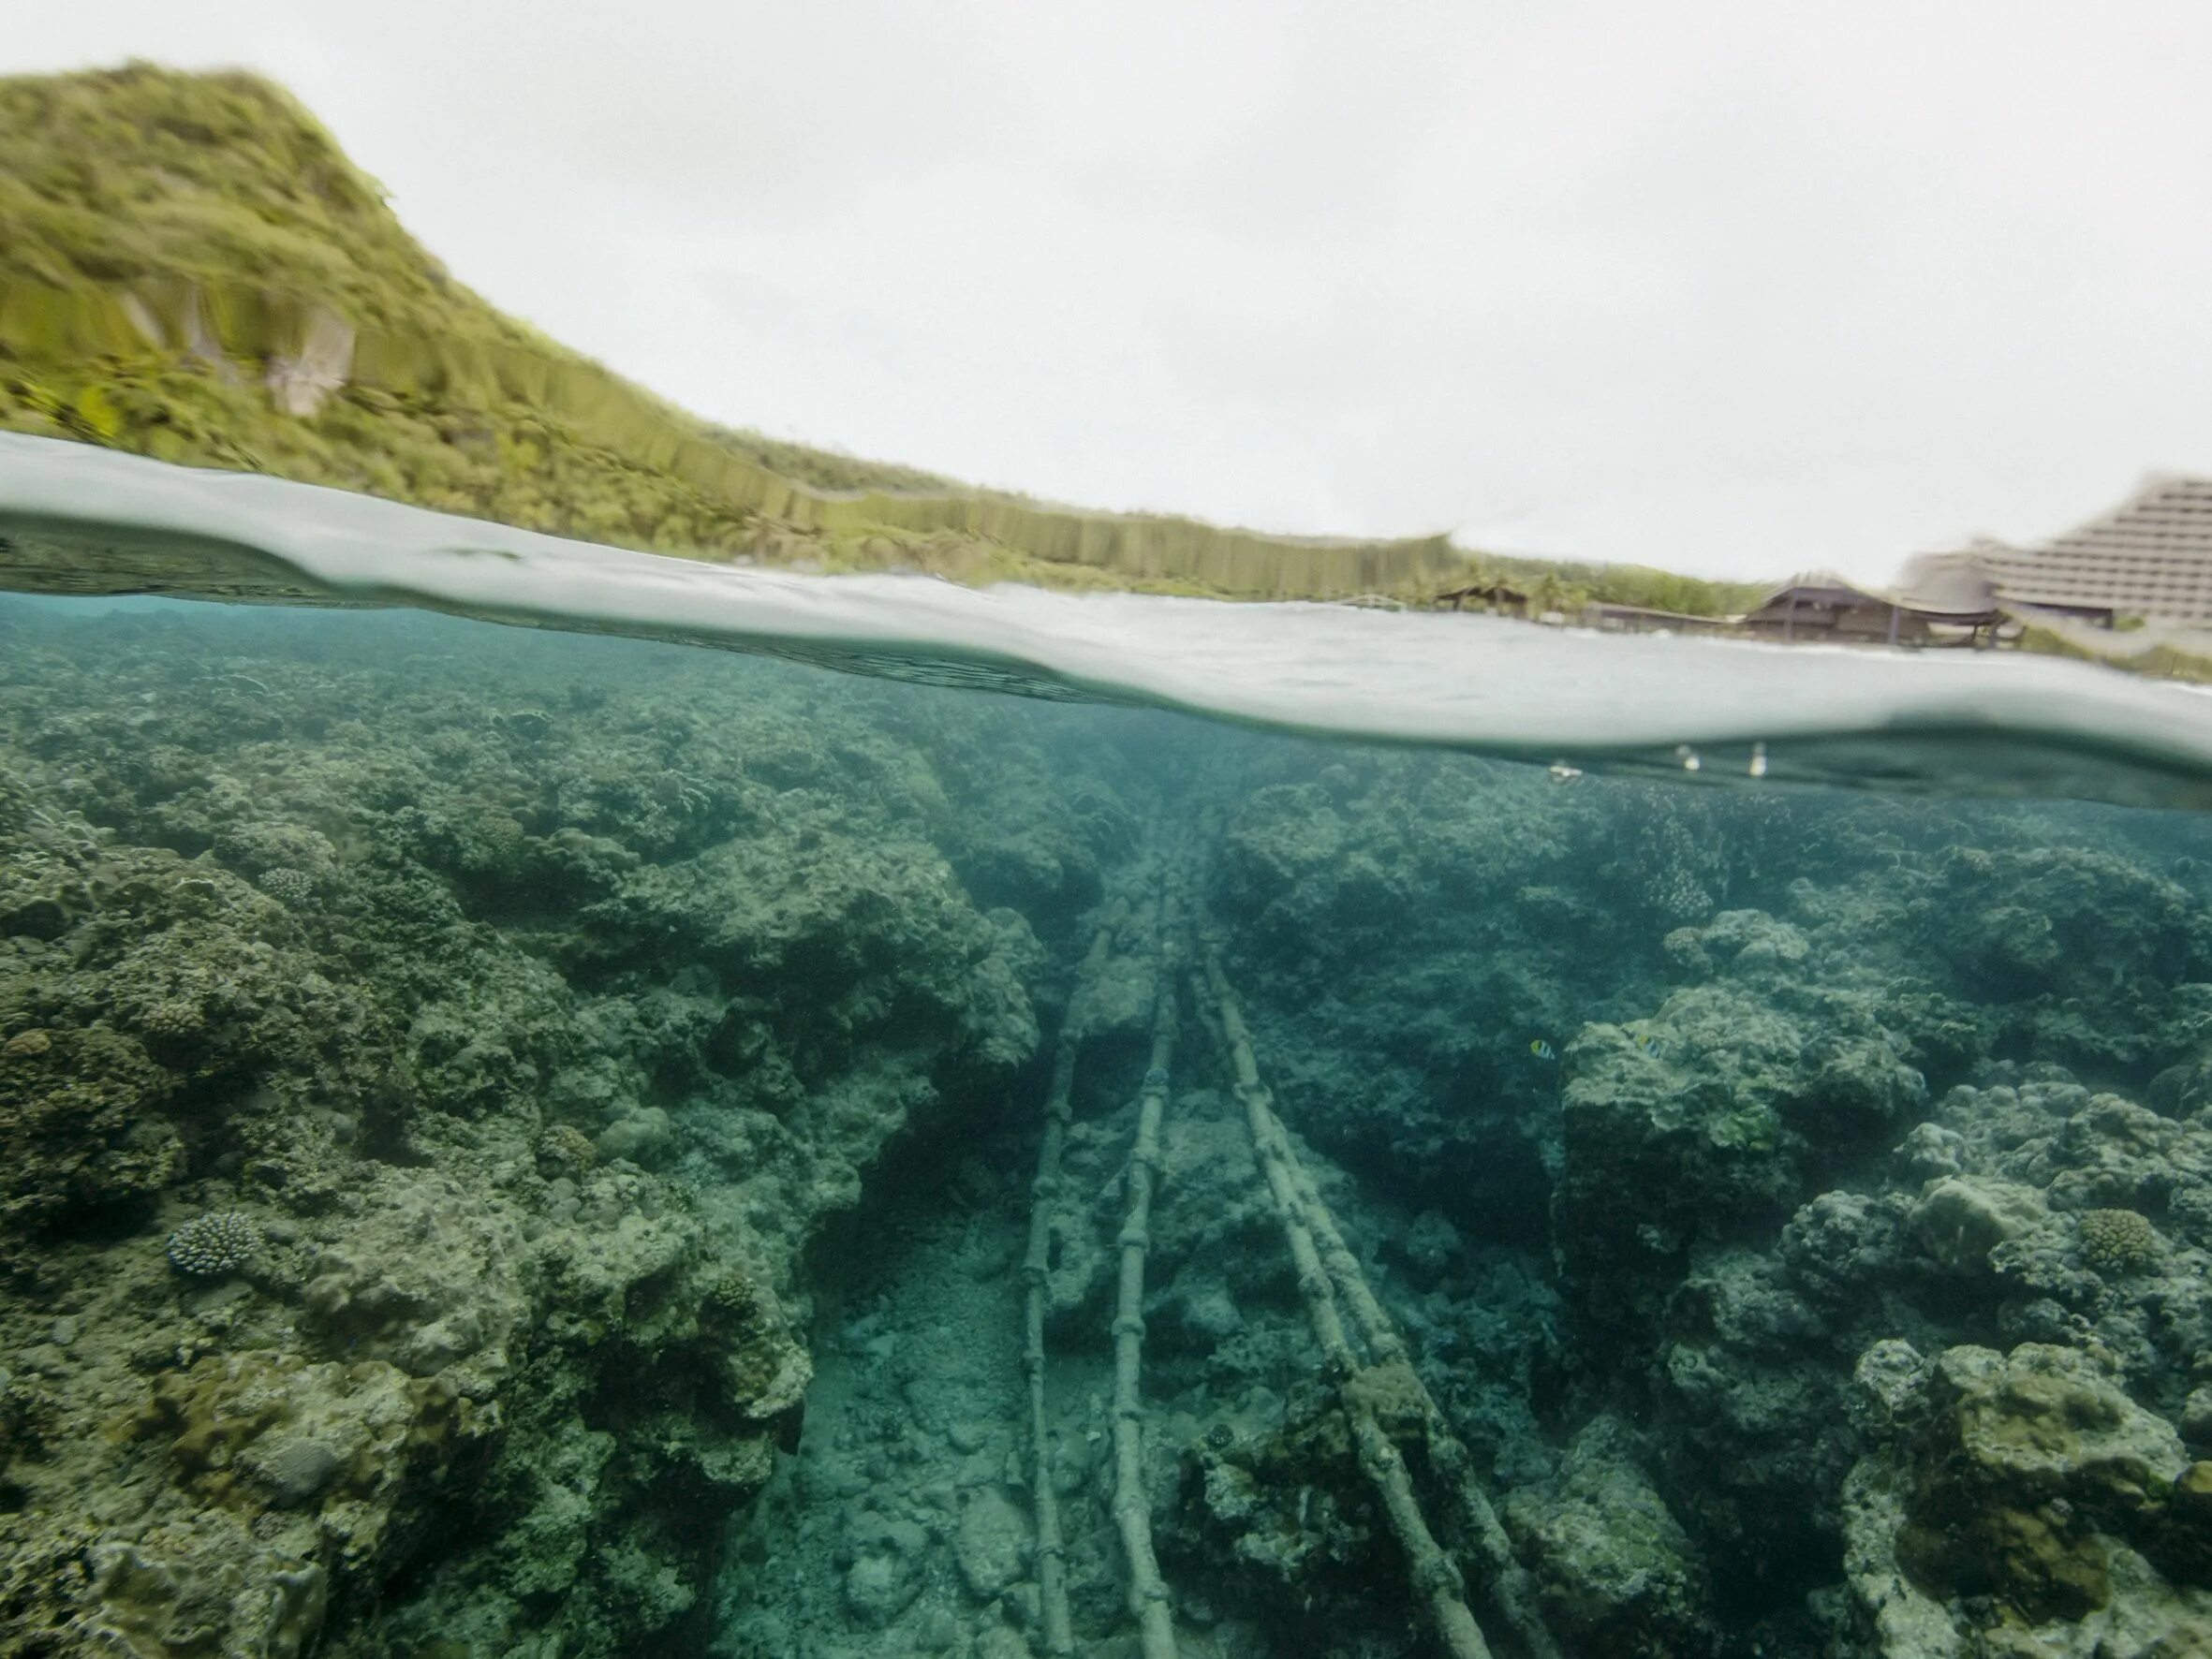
xmin=1200 ymin=948 xmax=1558 ymax=1659
xmin=1021 ymin=918 xmax=1117 ymax=1658
xmin=1270 ymin=1095 xmax=1562 ymax=1659
xmin=1108 ymin=902 xmax=1185 ymax=1659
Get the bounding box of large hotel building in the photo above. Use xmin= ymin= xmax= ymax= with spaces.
xmin=1912 ymin=475 xmax=2212 ymax=624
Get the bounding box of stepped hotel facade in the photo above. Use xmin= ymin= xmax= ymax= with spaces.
xmin=1908 ymin=474 xmax=2212 ymax=624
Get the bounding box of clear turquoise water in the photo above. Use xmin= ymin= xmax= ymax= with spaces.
xmin=5 ymin=448 xmax=2212 ymax=1657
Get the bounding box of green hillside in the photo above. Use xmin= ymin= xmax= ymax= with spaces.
xmin=0 ymin=63 xmax=1763 ymax=613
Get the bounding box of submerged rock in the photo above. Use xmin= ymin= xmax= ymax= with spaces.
xmin=1848 ymin=1341 xmax=2212 ymax=1653
xmin=1910 ymin=1175 xmax=2049 ymax=1275
xmin=1504 ymin=1416 xmax=1704 ymax=1656
xmin=5 ymin=599 xmax=2212 ymax=1658
xmin=0 ymin=611 xmax=1087 ymax=1657
xmin=953 ymin=1487 xmax=1032 ymax=1600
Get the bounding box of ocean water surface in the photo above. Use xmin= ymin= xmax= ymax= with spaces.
xmin=3 ymin=440 xmax=2212 ymax=1658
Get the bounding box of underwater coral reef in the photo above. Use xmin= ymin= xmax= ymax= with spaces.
xmin=3 ymin=596 xmax=2212 ymax=1657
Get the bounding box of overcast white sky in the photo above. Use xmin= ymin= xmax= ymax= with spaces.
xmin=12 ymin=3 xmax=2212 ymax=581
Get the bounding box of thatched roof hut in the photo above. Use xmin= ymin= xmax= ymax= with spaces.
xmin=1435 ymin=580 xmax=1531 ymax=616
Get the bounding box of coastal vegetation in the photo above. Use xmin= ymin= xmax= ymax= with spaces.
xmin=0 ymin=63 xmax=1763 ymax=614
xmin=8 ymin=60 xmax=2207 ymax=688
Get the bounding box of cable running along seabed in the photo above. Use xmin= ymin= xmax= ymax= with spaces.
xmin=1198 ymin=949 xmax=1562 ymax=1659
xmin=1110 ymin=906 xmax=1184 ymax=1659
xmin=1021 ymin=920 xmax=1116 ymax=1657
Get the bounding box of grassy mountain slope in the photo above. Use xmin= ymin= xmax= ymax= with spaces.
xmin=0 ymin=63 xmax=1765 ymax=611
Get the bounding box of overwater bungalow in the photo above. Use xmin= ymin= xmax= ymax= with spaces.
xmin=1739 ymin=569 xmax=2005 ymax=647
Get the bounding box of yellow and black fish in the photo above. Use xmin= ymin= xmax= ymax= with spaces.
xmin=1529 ymin=1039 xmax=1556 ymax=1061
